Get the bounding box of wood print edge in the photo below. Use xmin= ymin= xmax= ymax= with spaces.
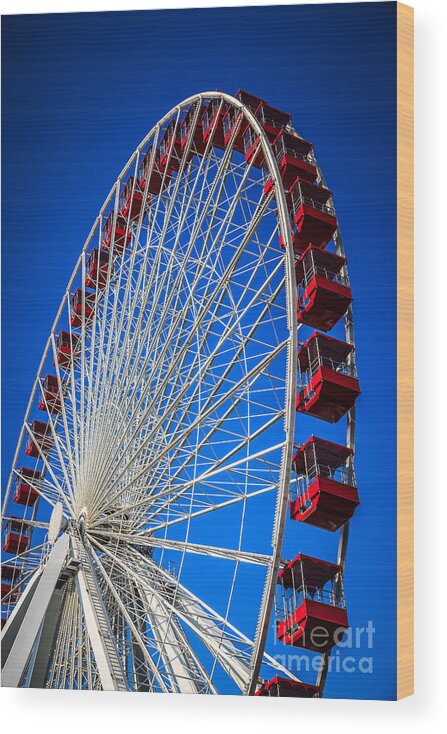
xmin=397 ymin=0 xmax=414 ymax=700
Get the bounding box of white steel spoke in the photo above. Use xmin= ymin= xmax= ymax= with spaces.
xmin=90 ymin=538 xmax=300 ymax=692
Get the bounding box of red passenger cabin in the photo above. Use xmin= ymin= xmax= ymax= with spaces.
xmin=290 ymin=436 xmax=359 ymax=531
xmin=85 ymin=249 xmax=111 ymax=291
xmin=255 ymin=676 xmax=319 ymax=698
xmin=70 ymin=288 xmax=95 ymax=328
xmin=296 ymin=332 xmax=360 ymax=423
xmin=296 ymin=246 xmax=352 ymax=331
xmin=1 ymin=565 xmax=20 ymax=602
xmin=159 ymin=120 xmax=183 ymax=171
xmin=14 ymin=467 xmax=41 ymax=506
xmin=138 ymin=147 xmax=171 ymax=196
xmin=119 ymin=177 xmax=147 ymax=222
xmin=243 ymin=94 xmax=292 ymax=168
xmin=181 ymin=104 xmax=208 ymax=157
xmin=284 ymin=179 xmax=338 ymax=253
xmin=276 ymin=554 xmax=348 ymax=652
xmin=222 ymin=107 xmax=245 ymax=153
xmin=38 ymin=374 xmax=62 ymax=414
xmin=2 ymin=518 xmax=31 ymax=555
xmin=25 ymin=420 xmax=53 ymax=458
xmin=2 ymin=565 xmax=21 ymax=583
xmin=264 ymin=131 xmax=317 ymax=196
xmin=222 ymin=90 xmax=263 ymax=153
xmin=101 ymin=212 xmax=132 ymax=255
xmin=1 ymin=582 xmax=13 ymax=601
xmin=54 ymin=331 xmax=80 ymax=369
xmin=201 ymin=98 xmax=228 ymax=150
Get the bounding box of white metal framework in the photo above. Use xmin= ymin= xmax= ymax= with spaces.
xmin=1 ymin=91 xmax=355 ymax=695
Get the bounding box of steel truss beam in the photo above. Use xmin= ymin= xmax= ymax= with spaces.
xmin=143 ymin=587 xmax=211 ymax=694
xmin=72 ymin=536 xmax=129 ymax=691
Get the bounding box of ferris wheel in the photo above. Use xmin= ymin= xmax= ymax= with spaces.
xmin=1 ymin=90 xmax=360 ymax=696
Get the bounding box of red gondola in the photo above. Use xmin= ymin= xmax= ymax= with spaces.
xmin=138 ymin=147 xmax=171 ymax=196
xmin=296 ymin=246 xmax=352 ymax=331
xmin=1 ymin=565 xmax=20 ymax=602
xmin=222 ymin=91 xmax=262 ymax=153
xmin=243 ymin=95 xmax=292 ymax=168
xmin=101 ymin=212 xmax=132 ymax=254
xmin=290 ymin=436 xmax=359 ymax=531
xmin=296 ymin=332 xmax=360 ymax=423
xmin=254 ymin=98 xmax=292 ymax=141
xmin=1 ymin=565 xmax=21 ymax=583
xmin=85 ymin=248 xmax=112 ymax=291
xmin=25 ymin=420 xmax=53 ymax=458
xmin=181 ymin=104 xmax=208 ymax=157
xmin=119 ymin=176 xmax=147 ymax=222
xmin=53 ymin=330 xmax=80 ymax=369
xmin=222 ymin=107 xmax=246 ymax=154
xmin=159 ymin=120 xmax=183 ymax=171
xmin=1 ymin=582 xmax=13 ymax=600
xmin=276 ymin=554 xmax=348 ymax=652
xmin=282 ymin=179 xmax=338 ymax=253
xmin=264 ymin=131 xmax=317 ymax=195
xmin=243 ymin=126 xmax=265 ymax=168
xmin=2 ymin=518 xmax=31 ymax=555
xmin=14 ymin=467 xmax=41 ymax=506
xmin=201 ymin=98 xmax=228 ymax=150
xmin=38 ymin=374 xmax=62 ymax=414
xmin=70 ymin=288 xmax=95 ymax=328
xmin=255 ymin=676 xmax=319 ymax=698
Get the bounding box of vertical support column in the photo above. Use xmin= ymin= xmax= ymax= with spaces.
xmin=27 ymin=586 xmax=65 ymax=688
xmin=1 ymin=568 xmax=42 ymax=667
xmin=74 ymin=540 xmax=128 ymax=691
xmin=1 ymin=534 xmax=69 ymax=687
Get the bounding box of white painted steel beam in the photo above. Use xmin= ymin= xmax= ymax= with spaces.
xmin=1 ymin=534 xmax=69 ymax=687
xmin=73 ymin=538 xmax=128 ymax=691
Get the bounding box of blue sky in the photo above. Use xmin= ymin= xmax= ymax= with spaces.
xmin=2 ymin=2 xmax=397 ymax=699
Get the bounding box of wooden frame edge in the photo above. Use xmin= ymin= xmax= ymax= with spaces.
xmin=397 ymin=1 xmax=414 ymax=700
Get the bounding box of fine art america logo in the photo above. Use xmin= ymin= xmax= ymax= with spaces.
xmin=272 ymin=621 xmax=375 ymax=675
